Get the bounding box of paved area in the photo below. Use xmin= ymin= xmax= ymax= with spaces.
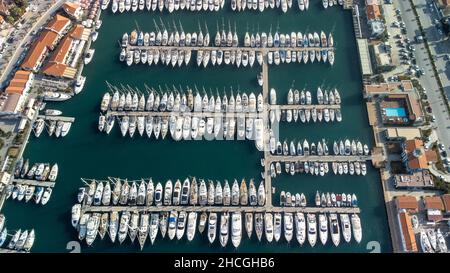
xmin=393 ymin=0 xmax=450 ymax=155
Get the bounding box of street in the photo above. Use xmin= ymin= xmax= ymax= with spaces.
xmin=394 ymin=0 xmax=450 ymax=152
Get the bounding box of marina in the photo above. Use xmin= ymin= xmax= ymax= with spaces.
xmin=0 ymin=2 xmax=392 ymax=253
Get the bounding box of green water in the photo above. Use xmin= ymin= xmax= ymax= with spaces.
xmin=1 ymin=5 xmax=392 ymax=253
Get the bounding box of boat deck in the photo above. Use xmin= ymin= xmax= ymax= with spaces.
xmin=12 ymin=179 xmax=56 ymax=188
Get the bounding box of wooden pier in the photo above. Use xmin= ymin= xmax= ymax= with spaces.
xmin=37 ymin=115 xmax=75 ymax=123
xmin=12 ymin=179 xmax=56 ymax=188
xmin=266 ymin=155 xmax=372 ymax=163
xmin=81 ymin=205 xmax=360 ymax=214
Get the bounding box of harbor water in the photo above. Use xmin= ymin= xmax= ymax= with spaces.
xmin=2 ymin=5 xmax=392 ymax=252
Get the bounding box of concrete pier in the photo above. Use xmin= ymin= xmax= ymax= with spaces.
xmin=12 ymin=179 xmax=56 ymax=188
xmin=268 ymin=104 xmax=341 ymax=110
xmin=37 ymin=115 xmax=75 ymax=123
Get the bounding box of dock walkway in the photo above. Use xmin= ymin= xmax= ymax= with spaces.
xmin=37 ymin=115 xmax=75 ymax=123
xmin=267 ymin=155 xmax=372 ymax=163
xmin=12 ymin=179 xmax=56 ymax=188
xmin=127 ymin=45 xmax=335 ymax=53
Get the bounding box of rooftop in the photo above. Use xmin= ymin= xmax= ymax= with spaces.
xmin=395 ymin=196 xmax=418 ymax=211
xmin=45 ymin=14 xmax=71 ymax=35
xmin=42 ymin=62 xmax=68 ymax=78
xmin=366 ymin=4 xmax=382 ymax=21
xmin=48 ymin=36 xmax=73 ymax=64
xmin=364 ymin=81 xmax=414 ymax=94
xmin=69 ymin=24 xmax=84 ymax=40
xmin=394 ymin=171 xmax=434 ymax=188
xmin=399 ymin=212 xmax=418 ymax=252
xmin=424 ymin=196 xmax=445 ymax=210
xmin=404 ymin=139 xmax=437 ymax=170
xmin=386 ymin=127 xmax=422 ymax=140
xmin=356 ymin=39 xmax=373 ymax=76
xmin=442 ymin=194 xmax=450 ymax=213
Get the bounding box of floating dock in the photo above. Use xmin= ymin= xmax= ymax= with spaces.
xmin=127 ymin=45 xmax=335 ymax=53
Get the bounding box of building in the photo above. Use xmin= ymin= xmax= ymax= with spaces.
xmin=21 ymin=14 xmax=72 ymax=72
xmin=401 ymin=139 xmax=437 ymax=173
xmin=369 ymin=21 xmax=385 ymax=38
xmin=385 ymin=127 xmax=422 ymax=141
xmin=0 ymin=70 xmax=34 ymax=114
xmin=44 ymin=14 xmax=72 ymax=36
xmin=41 ymin=24 xmax=86 ymax=79
xmin=441 ymin=194 xmax=450 ymax=217
xmin=423 ymin=196 xmax=445 ymax=222
xmin=366 ymin=4 xmax=382 ymax=21
xmin=394 ymin=171 xmax=434 ymax=189
xmin=395 ymin=196 xmax=419 ymax=213
xmin=398 ymin=211 xmax=418 ymax=252
xmin=62 ymin=2 xmax=83 ymax=21
xmin=364 ymin=81 xmax=414 ymax=98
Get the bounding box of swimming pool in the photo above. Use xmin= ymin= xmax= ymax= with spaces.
xmin=384 ymin=107 xmax=407 ymax=117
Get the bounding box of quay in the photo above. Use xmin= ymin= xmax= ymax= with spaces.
xmin=37 ymin=115 xmax=75 ymax=123
xmin=268 ymin=104 xmax=341 ymax=110
xmin=126 ymin=45 xmax=335 ymax=53
xmin=12 ymin=179 xmax=56 ymax=188
xmin=81 ymin=205 xmax=360 ymax=214
xmin=266 ymin=155 xmax=372 ymax=163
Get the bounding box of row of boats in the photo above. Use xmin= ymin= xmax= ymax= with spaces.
xmin=270 ymin=160 xmax=368 ymax=177
xmin=101 ymin=89 xmax=265 ymax=113
xmin=122 ymin=47 xmax=334 ymax=67
xmin=286 ymin=87 xmax=341 ymax=105
xmin=269 ymin=139 xmax=370 ymax=157
xmin=106 ymin=114 xmax=264 ymax=147
xmin=322 ymin=0 xmax=343 ymax=9
xmin=4 ymin=183 xmax=53 ymax=205
xmin=420 ymin=228 xmax=448 ymax=253
xmin=110 ymin=0 xmax=226 ymax=13
xmin=32 ymin=118 xmax=72 ymax=138
xmin=279 ymin=191 xmax=358 ymax=208
xmin=14 ymin=159 xmax=59 ymax=182
xmin=124 ymin=26 xmax=333 ymax=49
xmin=107 ymin=0 xmax=313 ymax=13
xmin=271 ymin=106 xmax=341 ymax=123
xmin=72 ymin=209 xmax=361 ymax=248
xmin=0 ymin=215 xmax=35 ymax=252
xmin=77 ymin=178 xmax=266 ymax=207
xmin=231 ymin=0 xmax=309 ymax=12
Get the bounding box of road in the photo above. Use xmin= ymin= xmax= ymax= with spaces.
xmin=0 ymin=0 xmax=66 ymax=88
xmin=394 ymin=0 xmax=450 ymax=152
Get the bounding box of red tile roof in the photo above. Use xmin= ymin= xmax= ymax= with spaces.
xmin=366 ymin=5 xmax=382 ymax=21
xmin=48 ymin=36 xmax=73 ymax=64
xmin=42 ymin=62 xmax=67 ymax=78
xmin=45 ymin=14 xmax=71 ymax=35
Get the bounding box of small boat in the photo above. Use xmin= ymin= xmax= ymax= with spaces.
xmin=245 ymin=213 xmax=253 ymax=239
xmin=284 ymin=212 xmax=294 ymax=243
xmin=231 ymin=212 xmax=242 ymax=248
xmin=186 ymin=212 xmax=197 ymax=242
xmin=198 ymin=212 xmax=208 ymax=234
xmin=295 ymin=212 xmax=306 ymax=245
xmin=220 ymin=212 xmax=229 ymax=247
xmin=138 ymin=213 xmax=149 ymax=249
xmin=329 ymin=213 xmax=340 ymax=247
xmin=208 ymin=212 xmax=217 ymax=244
xmin=340 ymin=214 xmax=352 ymax=243
xmin=176 ymin=211 xmax=187 ymax=240
xmin=273 ymin=213 xmax=282 ymax=242
xmin=351 ymin=214 xmax=362 ymax=244
xmin=318 ymin=214 xmax=328 ymax=245
xmin=307 ymin=213 xmax=317 ymax=247
xmin=264 ymin=213 xmax=274 ymax=243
